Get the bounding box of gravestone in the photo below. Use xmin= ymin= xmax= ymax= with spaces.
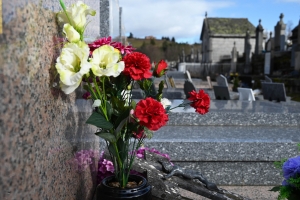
xmin=265 ymin=75 xmax=272 ymax=83
xmin=237 ymin=88 xmax=256 ymax=101
xmin=185 ymin=70 xmax=193 ymax=83
xmin=244 ymin=29 xmax=252 ymax=74
xmin=213 ymin=86 xmax=231 ymax=100
xmin=216 ymin=74 xmax=228 ymax=87
xmin=274 ymin=13 xmax=286 ymax=51
xmin=184 ymin=81 xmax=196 ymax=99
xmin=206 ymin=76 xmax=213 ymax=89
xmin=230 ymin=42 xmax=237 ymax=73
xmin=164 ymin=74 xmax=172 ymax=88
xmin=264 ymin=52 xmax=271 ymax=74
xmin=255 ymin=19 xmax=264 ymax=55
xmin=166 ymin=71 xmax=186 ymax=79
xmin=262 ymin=82 xmax=286 ymax=102
xmin=169 ymin=76 xmax=176 ymax=88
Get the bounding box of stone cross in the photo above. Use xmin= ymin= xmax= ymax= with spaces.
xmin=231 ymin=42 xmax=237 ymax=73
xmin=274 ymin=13 xmax=286 ymax=51
xmin=265 ymin=32 xmax=272 ymax=52
xmin=255 ymin=19 xmax=264 ymax=55
xmin=244 ymin=29 xmax=252 ymax=74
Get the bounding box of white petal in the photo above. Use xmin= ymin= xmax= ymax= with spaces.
xmin=92 ymin=99 xmax=101 ymax=108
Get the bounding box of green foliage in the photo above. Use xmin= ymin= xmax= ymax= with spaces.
xmin=274 ymin=158 xmax=288 ymax=170
xmin=127 ymin=38 xmax=201 ymax=62
xmin=86 ymin=111 xmax=113 ymax=130
xmin=150 ymin=38 xmax=156 ymax=45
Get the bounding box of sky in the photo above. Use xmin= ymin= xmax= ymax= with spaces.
xmin=118 ymin=0 xmax=300 ymax=44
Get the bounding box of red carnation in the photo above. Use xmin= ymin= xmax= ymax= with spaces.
xmin=188 ymin=90 xmax=210 ymax=115
xmin=122 ymin=52 xmax=152 ymax=80
xmin=153 ymin=60 xmax=167 ymax=77
xmin=134 ymin=97 xmax=168 ymax=131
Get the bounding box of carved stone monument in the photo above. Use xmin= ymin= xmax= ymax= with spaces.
xmin=274 ymin=13 xmax=286 ymax=51
xmin=244 ymin=29 xmax=252 ymax=74
xmin=231 ymin=42 xmax=237 ymax=73
xmin=255 ymin=19 xmax=264 ymax=55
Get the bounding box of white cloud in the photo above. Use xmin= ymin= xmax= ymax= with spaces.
xmin=119 ymin=0 xmax=235 ymax=43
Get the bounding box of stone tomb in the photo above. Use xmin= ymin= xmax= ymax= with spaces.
xmin=213 ymin=86 xmax=231 ymax=100
xmin=216 ymin=74 xmax=229 ymax=87
xmin=183 ymin=80 xmax=197 ymax=99
xmin=237 ymin=88 xmax=256 ymax=101
xmin=262 ymin=82 xmax=286 ymax=102
xmin=146 ymin=99 xmax=300 ymax=199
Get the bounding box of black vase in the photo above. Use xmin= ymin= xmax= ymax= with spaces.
xmin=96 ymin=174 xmax=152 ymax=200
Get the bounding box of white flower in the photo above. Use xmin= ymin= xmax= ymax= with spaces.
xmin=90 ymin=45 xmax=125 ymax=77
xmin=63 ymin=23 xmax=80 ymax=43
xmin=92 ymin=99 xmax=101 ymax=108
xmin=55 ymin=41 xmax=91 ymax=94
xmin=57 ymin=1 xmax=96 ymax=34
xmin=161 ymin=98 xmax=171 ymax=109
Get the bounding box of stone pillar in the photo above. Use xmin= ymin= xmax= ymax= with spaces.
xmin=274 ymin=13 xmax=286 ymax=51
xmin=231 ymin=42 xmax=237 ymax=73
xmin=100 ymin=0 xmax=110 ymax=38
xmin=182 ymin=48 xmax=186 ymax=62
xmin=295 ymin=20 xmax=300 ymax=71
xmin=244 ymin=29 xmax=252 ymax=74
xmin=190 ymin=47 xmax=195 ymax=62
xmin=255 ymin=19 xmax=264 ymax=55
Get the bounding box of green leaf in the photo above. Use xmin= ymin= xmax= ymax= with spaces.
xmin=95 ymin=132 xmax=116 ymax=143
xmin=108 ymin=143 xmax=118 ymax=157
xmin=86 ymin=112 xmax=113 ymax=129
xmin=270 ymin=186 xmax=281 ymax=192
xmin=105 ymin=101 xmax=113 ymax=119
xmin=114 ymin=116 xmax=129 ymax=139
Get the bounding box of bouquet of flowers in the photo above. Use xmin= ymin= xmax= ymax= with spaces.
xmin=271 ymin=144 xmax=300 ymax=200
xmin=56 ymin=0 xmax=210 ymax=188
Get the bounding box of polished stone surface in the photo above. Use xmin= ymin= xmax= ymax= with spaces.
xmin=168 ymin=99 xmax=300 ymax=114
xmin=144 ymin=98 xmax=300 ymax=186
xmin=0 ymin=1 xmax=101 ymax=200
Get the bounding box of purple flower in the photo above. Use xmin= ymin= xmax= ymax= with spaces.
xmin=82 ymin=91 xmax=91 ymax=99
xmin=97 ymin=151 xmax=115 ymax=184
xmin=283 ymin=156 xmax=300 ymax=180
xmin=68 ymin=150 xmax=99 ymax=172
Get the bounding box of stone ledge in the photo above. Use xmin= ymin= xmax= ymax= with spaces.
xmin=173 ymin=161 xmax=282 ymax=185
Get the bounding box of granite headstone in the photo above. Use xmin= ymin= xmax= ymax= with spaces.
xmin=213 ymin=86 xmax=231 ymax=100
xmin=262 ymin=82 xmax=286 ymax=102
xmin=184 ymin=81 xmax=196 ymax=99
xmin=216 ymin=74 xmax=228 ymax=87
xmin=237 ymin=88 xmax=255 ymax=101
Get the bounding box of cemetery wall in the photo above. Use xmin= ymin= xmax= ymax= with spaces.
xmin=0 ymin=0 xmax=101 ymax=199
xmin=211 ymin=37 xmax=256 ymax=63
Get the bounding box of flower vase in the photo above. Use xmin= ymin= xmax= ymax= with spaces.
xmin=96 ymin=174 xmax=152 ymax=200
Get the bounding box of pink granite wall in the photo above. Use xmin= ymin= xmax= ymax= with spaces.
xmin=0 ymin=1 xmax=101 ymax=199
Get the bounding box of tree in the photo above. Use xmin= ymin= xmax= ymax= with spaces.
xmin=171 ymin=37 xmax=175 ymax=42
xmin=150 ymin=38 xmax=156 ymax=45
xmin=128 ymin=32 xmax=133 ymax=38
